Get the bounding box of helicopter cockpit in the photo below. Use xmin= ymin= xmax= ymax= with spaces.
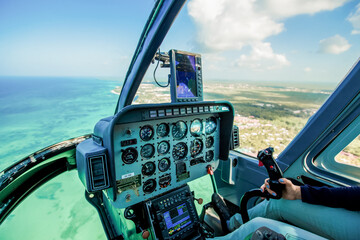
xmin=1 ymin=0 xmax=359 ymax=239
xmin=72 ymin=0 xmax=360 ymax=239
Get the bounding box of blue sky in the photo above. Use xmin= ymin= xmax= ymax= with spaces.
xmin=0 ymin=0 xmax=359 ymax=83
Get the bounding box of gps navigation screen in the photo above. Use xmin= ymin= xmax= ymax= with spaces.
xmin=163 ymin=203 xmax=192 ymax=236
xmin=175 ymin=53 xmax=197 ymax=98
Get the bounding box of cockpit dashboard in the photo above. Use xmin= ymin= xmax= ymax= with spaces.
xmin=76 ymin=101 xmax=234 ymax=209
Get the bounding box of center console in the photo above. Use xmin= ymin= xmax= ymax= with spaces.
xmin=147 ymin=185 xmax=202 ymax=240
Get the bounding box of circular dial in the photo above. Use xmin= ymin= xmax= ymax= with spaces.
xmin=158 ymin=158 xmax=171 ymax=172
xmin=139 ymin=125 xmax=154 ymax=141
xmin=156 ymin=123 xmax=169 ymax=137
xmin=142 ymin=162 xmax=156 ymax=176
xmin=172 ymin=142 xmax=188 ymax=160
xmin=140 ymin=144 xmax=155 ymax=159
xmin=121 ymin=147 xmax=138 ymax=164
xmin=143 ymin=179 xmax=156 ymax=194
xmin=157 ymin=141 xmax=170 ymax=155
xmin=190 ymin=139 xmax=203 ymax=157
xmin=172 ymin=121 xmax=187 ymax=140
xmin=205 ymin=150 xmax=214 ymax=162
xmin=205 ymin=136 xmax=214 ymax=148
xmin=190 ymin=119 xmax=203 ymax=136
xmin=159 ymin=174 xmax=171 ymax=188
xmin=205 ymin=117 xmax=217 ymax=135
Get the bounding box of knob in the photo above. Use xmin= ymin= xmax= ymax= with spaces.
xmin=142 ymin=230 xmax=150 ymax=239
xmin=195 ymin=197 xmax=203 ymax=205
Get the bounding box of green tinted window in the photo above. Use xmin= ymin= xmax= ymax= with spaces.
xmin=0 ymin=172 xmax=105 ymax=240
xmin=335 ymin=136 xmax=360 ymax=167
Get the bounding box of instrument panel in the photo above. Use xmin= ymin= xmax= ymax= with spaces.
xmin=76 ymin=101 xmax=234 ymax=209
xmin=112 ymin=114 xmax=220 ymax=208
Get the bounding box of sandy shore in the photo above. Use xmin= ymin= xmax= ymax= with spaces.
xmin=111 ymin=90 xmax=120 ymax=95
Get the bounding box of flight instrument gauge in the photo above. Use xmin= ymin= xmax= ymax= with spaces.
xmin=158 ymin=158 xmax=171 ymax=172
xmin=143 ymin=179 xmax=156 ymax=194
xmin=172 ymin=142 xmax=188 ymax=160
xmin=142 ymin=162 xmax=156 ymax=176
xmin=172 ymin=121 xmax=187 ymax=140
xmin=157 ymin=141 xmax=170 ymax=155
xmin=205 ymin=117 xmax=217 ymax=135
xmin=205 ymin=136 xmax=214 ymax=148
xmin=159 ymin=174 xmax=171 ymax=188
xmin=141 ymin=144 xmax=155 ymax=159
xmin=190 ymin=139 xmax=203 ymax=157
xmin=156 ymin=123 xmax=169 ymax=137
xmin=140 ymin=125 xmax=154 ymax=141
xmin=190 ymin=119 xmax=203 ymax=136
xmin=121 ymin=147 xmax=138 ymax=164
xmin=205 ymin=150 xmax=214 ymax=162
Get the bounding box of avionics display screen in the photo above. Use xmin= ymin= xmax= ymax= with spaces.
xmin=175 ymin=53 xmax=197 ymax=98
xmin=163 ymin=203 xmax=192 ymax=236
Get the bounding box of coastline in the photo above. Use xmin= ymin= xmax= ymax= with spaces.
xmin=111 ymin=90 xmax=120 ymax=95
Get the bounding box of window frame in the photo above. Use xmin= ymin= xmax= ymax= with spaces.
xmin=305 ymin=93 xmax=360 ymax=185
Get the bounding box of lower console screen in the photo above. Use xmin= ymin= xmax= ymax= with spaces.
xmin=163 ymin=203 xmax=192 ymax=236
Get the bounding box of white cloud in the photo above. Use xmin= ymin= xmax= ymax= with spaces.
xmin=236 ymin=42 xmax=290 ymax=70
xmin=260 ymin=0 xmax=347 ymax=19
xmin=304 ymin=67 xmax=312 ymax=72
xmin=202 ymin=53 xmax=226 ymax=71
xmin=348 ymin=3 xmax=360 ymax=34
xmin=188 ymin=0 xmax=283 ymax=51
xmin=187 ymin=0 xmax=347 ymax=71
xmin=319 ymin=35 xmax=351 ymax=54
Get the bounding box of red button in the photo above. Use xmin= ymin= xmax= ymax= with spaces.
xmin=258 ymin=161 xmax=264 ymax=167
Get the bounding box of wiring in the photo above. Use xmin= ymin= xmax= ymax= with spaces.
xmin=153 ymin=48 xmax=170 ymax=87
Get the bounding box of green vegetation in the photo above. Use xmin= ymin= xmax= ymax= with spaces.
xmin=113 ymin=81 xmax=359 ymax=166
xmin=203 ymin=82 xmax=358 ymax=167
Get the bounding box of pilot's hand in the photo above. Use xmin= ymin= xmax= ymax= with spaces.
xmin=260 ymin=178 xmax=301 ymax=200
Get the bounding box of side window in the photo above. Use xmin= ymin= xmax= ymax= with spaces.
xmin=335 ymin=136 xmax=360 ymax=167
xmin=314 ymin=114 xmax=360 ymax=181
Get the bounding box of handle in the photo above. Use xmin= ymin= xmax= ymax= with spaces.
xmin=257 ymin=147 xmax=284 ymax=198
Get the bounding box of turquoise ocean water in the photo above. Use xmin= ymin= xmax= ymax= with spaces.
xmin=0 ymin=77 xmax=119 ymax=171
xmin=0 ymin=77 xmax=119 ymax=239
xmin=0 ymin=77 xmax=212 ymax=239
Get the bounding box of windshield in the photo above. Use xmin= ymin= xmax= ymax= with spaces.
xmin=136 ymin=0 xmax=360 ymax=159
xmin=0 ymin=1 xmax=156 ymax=239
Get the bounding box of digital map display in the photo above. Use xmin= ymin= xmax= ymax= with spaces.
xmin=175 ymin=53 xmax=197 ymax=98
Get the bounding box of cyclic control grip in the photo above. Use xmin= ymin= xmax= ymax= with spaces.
xmin=257 ymin=147 xmax=284 ymax=199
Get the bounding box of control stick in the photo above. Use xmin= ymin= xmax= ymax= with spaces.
xmin=257 ymin=147 xmax=284 ymax=199
xmin=240 ymin=147 xmax=285 ymax=223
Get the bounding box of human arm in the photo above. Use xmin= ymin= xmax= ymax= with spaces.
xmin=261 ymin=178 xmax=360 ymax=211
xmin=301 ymin=185 xmax=360 ymax=211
